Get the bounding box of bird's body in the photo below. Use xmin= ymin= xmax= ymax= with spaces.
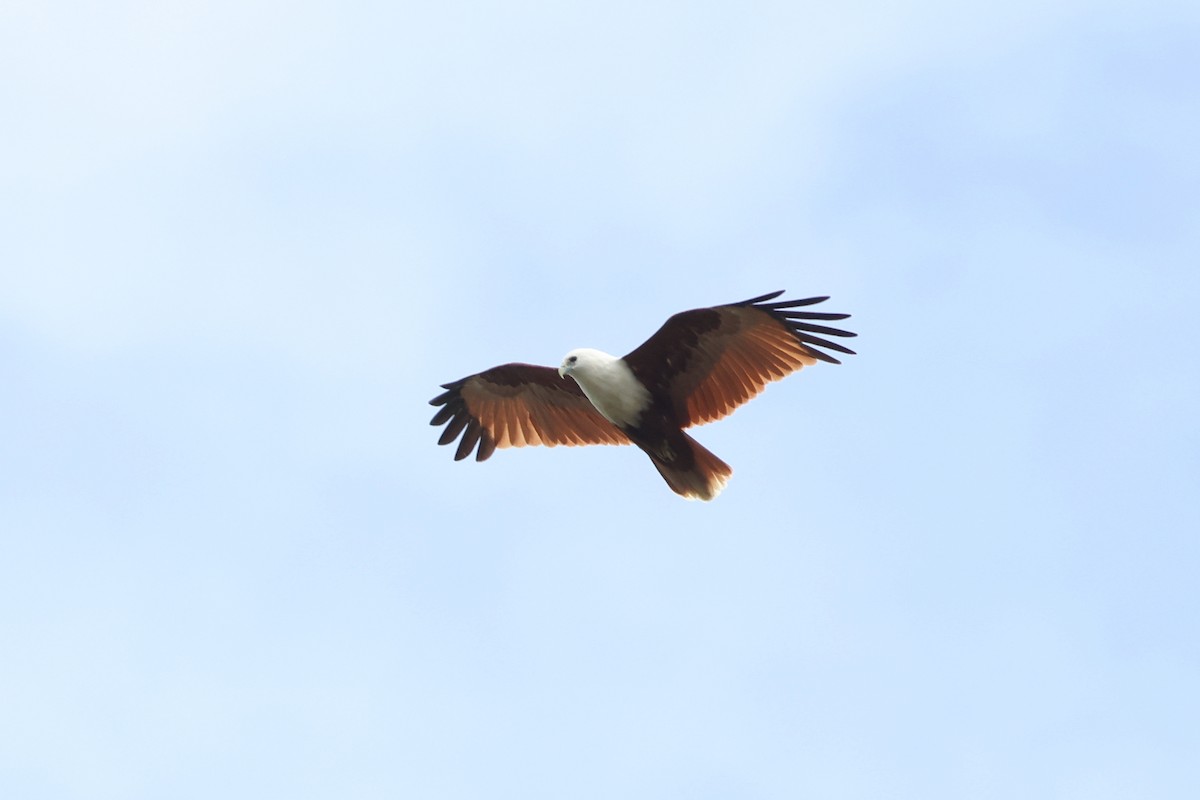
xmin=429 ymin=291 xmax=856 ymax=500
xmin=559 ymin=346 xmax=730 ymax=499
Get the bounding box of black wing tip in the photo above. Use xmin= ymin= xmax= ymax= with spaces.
xmin=764 ymin=296 xmax=831 ymax=309
xmin=802 ymin=341 xmax=858 ymax=364
xmin=783 ymin=310 xmax=851 ymax=321
xmin=738 ymin=292 xmax=841 ymax=312
xmin=735 ymin=289 xmax=787 ymax=305
xmin=430 ymin=380 xmax=491 ymax=462
xmin=789 ymin=321 xmax=858 ymax=338
xmin=430 ymin=376 xmax=471 ymax=407
xmin=736 ymin=290 xmax=858 ymax=362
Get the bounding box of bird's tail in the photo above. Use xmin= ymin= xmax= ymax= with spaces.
xmin=646 ymin=432 xmax=732 ymax=501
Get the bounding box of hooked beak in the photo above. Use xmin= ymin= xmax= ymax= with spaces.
xmin=557 ymin=365 xmax=569 ymax=379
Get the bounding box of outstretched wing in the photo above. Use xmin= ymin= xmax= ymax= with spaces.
xmin=429 ymin=363 xmax=631 ymax=461
xmin=621 ymin=290 xmax=856 ymax=428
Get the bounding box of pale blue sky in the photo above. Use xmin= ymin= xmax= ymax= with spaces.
xmin=2 ymin=2 xmax=1198 ymax=798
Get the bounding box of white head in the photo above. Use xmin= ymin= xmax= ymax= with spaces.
xmin=557 ymin=348 xmax=615 ymax=379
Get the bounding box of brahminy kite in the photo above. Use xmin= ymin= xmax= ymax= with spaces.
xmin=429 ymin=290 xmax=855 ymax=500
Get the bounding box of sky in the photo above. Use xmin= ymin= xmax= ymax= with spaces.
xmin=2 ymin=1 xmax=1198 ymax=798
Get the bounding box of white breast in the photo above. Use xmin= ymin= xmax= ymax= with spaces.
xmin=568 ymin=350 xmax=652 ymax=428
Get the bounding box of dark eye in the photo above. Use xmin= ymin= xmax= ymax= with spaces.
xmin=568 ymin=356 xmax=577 ymax=363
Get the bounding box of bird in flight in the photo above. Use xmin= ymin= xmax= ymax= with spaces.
xmin=429 ymin=290 xmax=855 ymax=500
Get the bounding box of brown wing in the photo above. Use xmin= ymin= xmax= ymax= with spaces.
xmin=621 ymin=290 xmax=856 ymax=428
xmin=429 ymin=363 xmax=631 ymax=461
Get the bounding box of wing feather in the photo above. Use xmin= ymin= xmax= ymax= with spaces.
xmin=722 ymin=344 xmax=757 ymax=396
xmin=493 ymin=399 xmax=513 ymax=448
xmin=429 ymin=363 xmax=630 ymax=461
xmin=511 ymin=404 xmax=532 ymax=447
xmin=438 ymin=412 xmax=469 ymax=446
xmin=622 ymin=291 xmax=856 ymax=428
xmin=456 ymin=419 xmax=483 ymax=461
xmin=477 ymin=428 xmax=498 ymax=461
xmin=693 ymin=374 xmax=719 ymax=422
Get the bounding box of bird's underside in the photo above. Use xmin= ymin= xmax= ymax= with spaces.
xmin=429 ymin=290 xmax=856 ymax=500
